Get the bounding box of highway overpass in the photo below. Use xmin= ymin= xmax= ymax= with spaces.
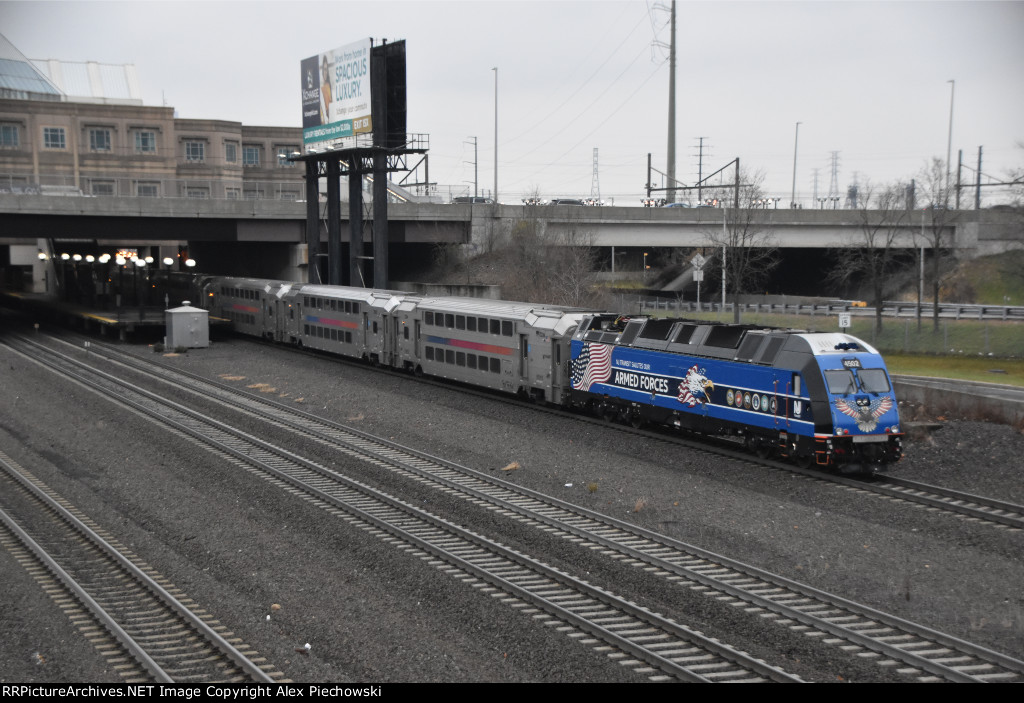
xmin=2 ymin=194 xmax=1019 ymax=251
xmin=1 ymin=194 xmax=1020 ymax=289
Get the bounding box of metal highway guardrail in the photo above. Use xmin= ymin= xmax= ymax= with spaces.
xmin=638 ymin=299 xmax=1024 ymax=321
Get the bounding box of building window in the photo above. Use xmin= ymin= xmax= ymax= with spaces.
xmin=135 ymin=131 xmax=156 ymax=153
xmin=185 ymin=186 xmax=210 ymax=199
xmin=136 ymin=181 xmax=159 ymax=197
xmin=244 ymin=188 xmax=262 ymax=200
xmin=90 ymin=180 xmax=115 ymax=196
xmin=226 ymin=188 xmax=241 ymax=200
xmin=277 ymin=146 xmax=298 ymax=167
xmin=43 ymin=127 xmax=66 ymax=149
xmin=225 ymin=142 xmax=237 ymax=163
xmin=243 ymin=145 xmax=260 ymax=167
xmin=184 ymin=141 xmax=205 ymax=162
xmin=0 ymin=124 xmax=19 ymax=148
xmin=89 ymin=128 xmax=112 ymax=152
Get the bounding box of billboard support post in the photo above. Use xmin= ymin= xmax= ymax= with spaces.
xmin=347 ymin=159 xmax=364 ymax=286
xmin=326 ymin=159 xmax=342 ymax=286
xmin=296 ymin=39 xmax=419 ymax=289
xmin=304 ymin=160 xmax=321 ymax=284
xmin=371 ymin=40 xmax=390 ymax=289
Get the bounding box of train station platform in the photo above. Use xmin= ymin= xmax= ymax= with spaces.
xmin=1 ymin=290 xmax=228 ymax=341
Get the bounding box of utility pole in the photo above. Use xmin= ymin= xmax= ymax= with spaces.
xmin=945 ymin=79 xmax=955 ymax=206
xmin=666 ymin=0 xmax=677 ymax=204
xmin=493 ymin=67 xmax=498 ymax=204
xmin=956 ymin=149 xmax=963 ymax=209
xmin=465 ymin=136 xmax=478 ymax=197
xmin=791 ymin=121 xmax=801 ymax=208
xmin=976 ymin=145 xmax=982 ymax=210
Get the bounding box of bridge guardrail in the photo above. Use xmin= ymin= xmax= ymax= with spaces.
xmin=636 ymin=298 xmax=1024 ymax=322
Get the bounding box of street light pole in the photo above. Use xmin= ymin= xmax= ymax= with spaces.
xmin=791 ymin=121 xmax=801 ymax=208
xmin=945 ymin=79 xmax=955 ymax=205
xmin=493 ymin=67 xmax=498 ymax=204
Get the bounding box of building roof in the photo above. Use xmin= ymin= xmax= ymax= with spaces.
xmin=32 ymin=58 xmax=142 ymax=105
xmin=0 ymin=32 xmax=142 ymax=105
xmin=0 ymin=33 xmax=63 ymax=100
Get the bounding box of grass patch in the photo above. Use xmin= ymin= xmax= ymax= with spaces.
xmin=885 ymin=354 xmax=1024 ymax=387
xmin=647 ymin=308 xmax=1023 ymax=359
xmin=642 ymin=307 xmax=1024 ymax=385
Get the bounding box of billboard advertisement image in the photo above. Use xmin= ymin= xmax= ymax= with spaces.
xmin=301 ymin=38 xmax=372 ymax=148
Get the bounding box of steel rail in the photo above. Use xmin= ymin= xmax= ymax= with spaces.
xmin=5 ymin=336 xmax=800 ymax=683
xmin=0 ymin=450 xmax=277 ymax=683
xmin=30 ymin=334 xmax=1024 ymax=682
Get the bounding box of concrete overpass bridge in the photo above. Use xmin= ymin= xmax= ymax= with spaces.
xmin=1 ymin=194 xmax=1020 ymax=288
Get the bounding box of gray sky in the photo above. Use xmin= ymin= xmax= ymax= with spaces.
xmin=3 ymin=0 xmax=1022 ymax=204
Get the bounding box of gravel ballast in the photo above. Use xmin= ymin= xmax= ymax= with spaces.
xmin=1 ymin=331 xmax=1021 ymax=682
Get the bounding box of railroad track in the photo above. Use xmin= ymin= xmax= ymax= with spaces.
xmin=2 ymin=334 xmax=801 ymax=683
xmin=20 ymin=333 xmax=1024 ymax=682
xmin=246 ymin=331 xmax=1024 ymax=531
xmin=0 ymin=448 xmax=282 ymax=684
xmin=858 ymin=476 xmax=1024 ymax=529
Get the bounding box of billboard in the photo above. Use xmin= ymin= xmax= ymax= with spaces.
xmin=301 ymin=38 xmax=373 ymax=148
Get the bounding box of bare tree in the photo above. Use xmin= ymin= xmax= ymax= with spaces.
xmin=916 ymin=157 xmax=962 ymax=330
xmin=828 ymin=181 xmax=914 ymax=334
xmin=546 ymin=220 xmax=600 ymax=307
xmin=700 ymin=169 xmax=779 ymax=323
xmin=483 ymin=202 xmax=604 ymax=308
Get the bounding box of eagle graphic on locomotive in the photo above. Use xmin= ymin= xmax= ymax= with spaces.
xmin=201 ymin=277 xmax=901 ymax=474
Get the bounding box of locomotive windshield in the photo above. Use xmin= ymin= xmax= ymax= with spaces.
xmin=824 ymin=369 xmax=856 ymax=395
xmin=857 ymin=368 xmax=891 ymax=393
xmin=824 ymin=368 xmax=890 ymax=395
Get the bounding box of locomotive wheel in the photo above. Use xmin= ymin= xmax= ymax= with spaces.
xmin=794 ymin=453 xmax=813 ymax=469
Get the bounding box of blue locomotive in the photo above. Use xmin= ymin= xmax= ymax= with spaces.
xmin=569 ymin=314 xmax=902 ymax=472
xmin=569 ymin=315 xmax=905 ymax=472
xmin=200 ymin=277 xmax=902 ymax=473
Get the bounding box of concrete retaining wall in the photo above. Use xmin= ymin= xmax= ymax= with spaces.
xmin=894 ymin=377 xmax=1024 ymax=427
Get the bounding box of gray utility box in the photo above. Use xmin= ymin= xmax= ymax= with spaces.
xmin=165 ymin=302 xmax=209 ymax=349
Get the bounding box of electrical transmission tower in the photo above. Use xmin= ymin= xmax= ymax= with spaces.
xmin=826 ymin=151 xmax=841 ymax=208
xmin=691 ymin=137 xmax=709 ymax=203
xmin=845 ymin=171 xmax=859 ymax=209
xmin=590 ymin=147 xmax=601 ymax=203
